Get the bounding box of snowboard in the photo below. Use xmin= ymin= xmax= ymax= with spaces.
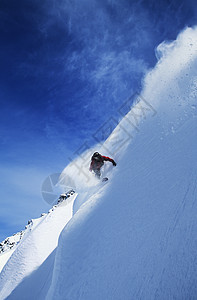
xmin=102 ymin=177 xmax=108 ymax=182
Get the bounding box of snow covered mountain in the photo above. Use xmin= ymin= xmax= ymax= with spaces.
xmin=0 ymin=190 xmax=76 ymax=298
xmin=0 ymin=27 xmax=197 ymax=299
xmin=0 ymin=231 xmax=24 ymax=273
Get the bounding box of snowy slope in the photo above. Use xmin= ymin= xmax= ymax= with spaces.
xmin=47 ymin=27 xmax=197 ymax=299
xmin=0 ymin=231 xmax=25 ymax=273
xmin=0 ymin=251 xmax=15 ymax=274
xmin=0 ymin=192 xmax=76 ymax=299
xmin=0 ymin=26 xmax=196 ymax=300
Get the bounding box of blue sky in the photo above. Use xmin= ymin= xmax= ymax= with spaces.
xmin=0 ymin=0 xmax=196 ymax=241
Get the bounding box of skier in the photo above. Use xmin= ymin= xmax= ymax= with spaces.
xmin=89 ymin=152 xmax=116 ymax=179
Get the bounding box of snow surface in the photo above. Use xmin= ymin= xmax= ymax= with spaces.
xmin=47 ymin=27 xmax=197 ymax=300
xmin=0 ymin=230 xmax=25 ymax=273
xmin=0 ymin=26 xmax=197 ymax=300
xmin=0 ymin=251 xmax=15 ymax=274
xmin=0 ymin=194 xmax=76 ymax=299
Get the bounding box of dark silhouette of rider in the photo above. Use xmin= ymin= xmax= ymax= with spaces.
xmin=89 ymin=152 xmax=116 ymax=179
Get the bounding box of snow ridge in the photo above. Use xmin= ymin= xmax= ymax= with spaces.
xmin=0 ymin=190 xmax=76 ymax=299
xmin=0 ymin=190 xmax=75 ymax=259
xmin=0 ymin=231 xmax=25 ymax=256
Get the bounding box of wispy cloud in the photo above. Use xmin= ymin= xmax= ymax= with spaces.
xmin=7 ymin=0 xmax=195 ymax=146
xmin=37 ymin=0 xmax=152 ymax=143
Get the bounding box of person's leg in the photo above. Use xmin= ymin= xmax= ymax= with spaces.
xmin=94 ymin=169 xmax=101 ymax=179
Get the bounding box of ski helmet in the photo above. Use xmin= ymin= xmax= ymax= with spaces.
xmin=93 ymin=152 xmax=100 ymax=157
xmin=92 ymin=152 xmax=101 ymax=161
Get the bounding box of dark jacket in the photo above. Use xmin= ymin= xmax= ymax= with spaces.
xmin=89 ymin=155 xmax=116 ymax=171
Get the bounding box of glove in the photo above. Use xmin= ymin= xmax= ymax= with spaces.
xmin=112 ymin=161 xmax=117 ymax=166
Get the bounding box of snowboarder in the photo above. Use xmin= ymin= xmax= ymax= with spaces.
xmin=89 ymin=152 xmax=116 ymax=179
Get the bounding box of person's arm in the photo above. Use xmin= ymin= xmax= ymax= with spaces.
xmin=89 ymin=160 xmax=93 ymax=171
xmin=102 ymin=156 xmax=116 ymax=166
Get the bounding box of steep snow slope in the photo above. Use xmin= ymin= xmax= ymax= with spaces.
xmin=0 ymin=193 xmax=76 ymax=299
xmin=0 ymin=251 xmax=15 ymax=274
xmin=0 ymin=27 xmax=196 ymax=300
xmin=47 ymin=27 xmax=197 ymax=300
xmin=0 ymin=231 xmax=25 ymax=272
